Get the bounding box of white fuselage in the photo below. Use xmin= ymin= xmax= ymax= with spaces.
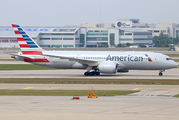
xmin=16 ymin=51 xmax=177 ymax=71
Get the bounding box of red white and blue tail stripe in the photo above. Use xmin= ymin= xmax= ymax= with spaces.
xmin=12 ymin=24 xmax=44 ymax=55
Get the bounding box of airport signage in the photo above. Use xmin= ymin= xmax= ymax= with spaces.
xmin=116 ymin=21 xmax=132 ymax=28
xmin=0 ymin=40 xmax=18 ymax=42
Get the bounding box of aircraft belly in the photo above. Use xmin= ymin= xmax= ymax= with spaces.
xmin=47 ymin=59 xmax=86 ymax=69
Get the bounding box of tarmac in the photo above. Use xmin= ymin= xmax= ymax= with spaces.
xmin=0 ymin=69 xmax=178 ymax=79
xmin=0 ymin=84 xmax=179 ymax=120
xmin=0 ymin=51 xmax=179 ymax=120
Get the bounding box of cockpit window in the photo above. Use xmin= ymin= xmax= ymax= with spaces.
xmin=166 ymin=58 xmax=172 ymax=60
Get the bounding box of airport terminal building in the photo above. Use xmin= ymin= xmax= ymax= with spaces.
xmin=0 ymin=23 xmax=153 ymax=48
xmin=0 ymin=19 xmax=178 ymax=48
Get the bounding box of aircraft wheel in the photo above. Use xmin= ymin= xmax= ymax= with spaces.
xmin=159 ymin=72 xmax=163 ymax=76
xmin=91 ymin=72 xmax=96 ymax=76
xmin=95 ymin=72 xmax=100 ymax=76
xmin=84 ymin=72 xmax=100 ymax=76
xmin=84 ymin=72 xmax=89 ymax=76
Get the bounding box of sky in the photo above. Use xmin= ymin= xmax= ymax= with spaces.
xmin=0 ymin=0 xmax=178 ymax=26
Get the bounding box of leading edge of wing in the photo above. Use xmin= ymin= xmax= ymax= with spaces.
xmin=39 ymin=54 xmax=99 ymax=66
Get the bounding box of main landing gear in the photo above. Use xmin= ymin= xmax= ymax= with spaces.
xmin=159 ymin=69 xmax=165 ymax=76
xmin=84 ymin=71 xmax=100 ymax=76
xmin=84 ymin=66 xmax=100 ymax=76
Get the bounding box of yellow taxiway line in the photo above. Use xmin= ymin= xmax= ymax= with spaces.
xmin=132 ymin=88 xmax=140 ymax=90
xmin=23 ymin=87 xmax=33 ymax=89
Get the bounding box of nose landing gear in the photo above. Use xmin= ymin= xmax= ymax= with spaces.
xmin=159 ymin=69 xmax=165 ymax=76
xmin=159 ymin=72 xmax=163 ymax=76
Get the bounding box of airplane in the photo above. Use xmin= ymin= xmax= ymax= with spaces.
xmin=11 ymin=24 xmax=178 ymax=76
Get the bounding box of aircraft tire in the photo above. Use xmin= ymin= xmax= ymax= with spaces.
xmin=159 ymin=72 xmax=163 ymax=76
xmin=84 ymin=72 xmax=100 ymax=76
xmin=95 ymin=72 xmax=100 ymax=76
xmin=84 ymin=72 xmax=89 ymax=76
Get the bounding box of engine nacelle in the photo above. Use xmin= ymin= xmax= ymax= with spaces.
xmin=98 ymin=62 xmax=118 ymax=74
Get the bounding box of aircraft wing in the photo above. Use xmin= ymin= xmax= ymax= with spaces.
xmin=40 ymin=54 xmax=99 ymax=66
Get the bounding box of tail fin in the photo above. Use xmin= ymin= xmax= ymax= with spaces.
xmin=12 ymin=24 xmax=44 ymax=55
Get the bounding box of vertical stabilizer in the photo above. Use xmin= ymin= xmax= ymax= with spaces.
xmin=12 ymin=24 xmax=44 ymax=55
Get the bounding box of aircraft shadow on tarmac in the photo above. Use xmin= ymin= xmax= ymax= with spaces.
xmin=19 ymin=73 xmax=178 ymax=78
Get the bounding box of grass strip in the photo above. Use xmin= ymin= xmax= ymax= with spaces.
xmin=174 ymin=94 xmax=179 ymax=98
xmin=0 ymin=59 xmax=19 ymax=61
xmin=0 ymin=64 xmax=56 ymax=70
xmin=0 ymin=90 xmax=138 ymax=96
xmin=173 ymin=59 xmax=179 ymax=62
xmin=1 ymin=78 xmax=179 ymax=85
xmin=165 ymin=54 xmax=179 ymax=57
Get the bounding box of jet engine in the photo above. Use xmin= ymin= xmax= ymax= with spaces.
xmin=98 ymin=62 xmax=118 ymax=74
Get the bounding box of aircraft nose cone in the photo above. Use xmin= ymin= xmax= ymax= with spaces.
xmin=171 ymin=61 xmax=178 ymax=68
xmin=174 ymin=61 xmax=178 ymax=68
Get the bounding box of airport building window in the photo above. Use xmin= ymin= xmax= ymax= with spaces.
xmin=87 ymin=37 xmax=108 ymax=41
xmin=161 ymin=30 xmax=166 ymax=33
xmin=63 ymin=33 xmax=74 ymax=35
xmin=40 ymin=38 xmax=50 ymax=40
xmin=147 ymin=30 xmax=153 ymax=33
xmin=154 ymin=30 xmax=159 ymax=33
xmin=87 ymin=32 xmax=108 ymax=36
xmin=80 ymin=34 xmax=85 ymax=47
xmin=52 ymin=38 xmax=62 ymax=40
xmin=133 ymin=32 xmax=152 ymax=35
xmin=133 ymin=38 xmax=152 ymax=40
xmin=51 ymin=33 xmax=63 ymax=35
xmin=40 ymin=45 xmax=50 ymax=47
xmin=176 ymin=30 xmax=179 ymax=37
xmin=119 ymin=38 xmax=132 ymax=41
xmin=75 ymin=38 xmax=79 ymax=40
xmin=40 ymin=33 xmax=51 ymax=36
xmin=51 ymin=33 xmax=74 ymax=35
xmin=63 ymin=38 xmax=74 ymax=40
xmin=52 ymin=45 xmax=62 ymax=47
xmin=110 ymin=33 xmax=115 ymax=45
xmin=63 ymin=45 xmax=74 ymax=47
xmin=125 ymin=33 xmax=132 ymax=35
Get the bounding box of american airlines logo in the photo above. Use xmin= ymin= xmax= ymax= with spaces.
xmin=106 ymin=55 xmax=144 ymax=62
